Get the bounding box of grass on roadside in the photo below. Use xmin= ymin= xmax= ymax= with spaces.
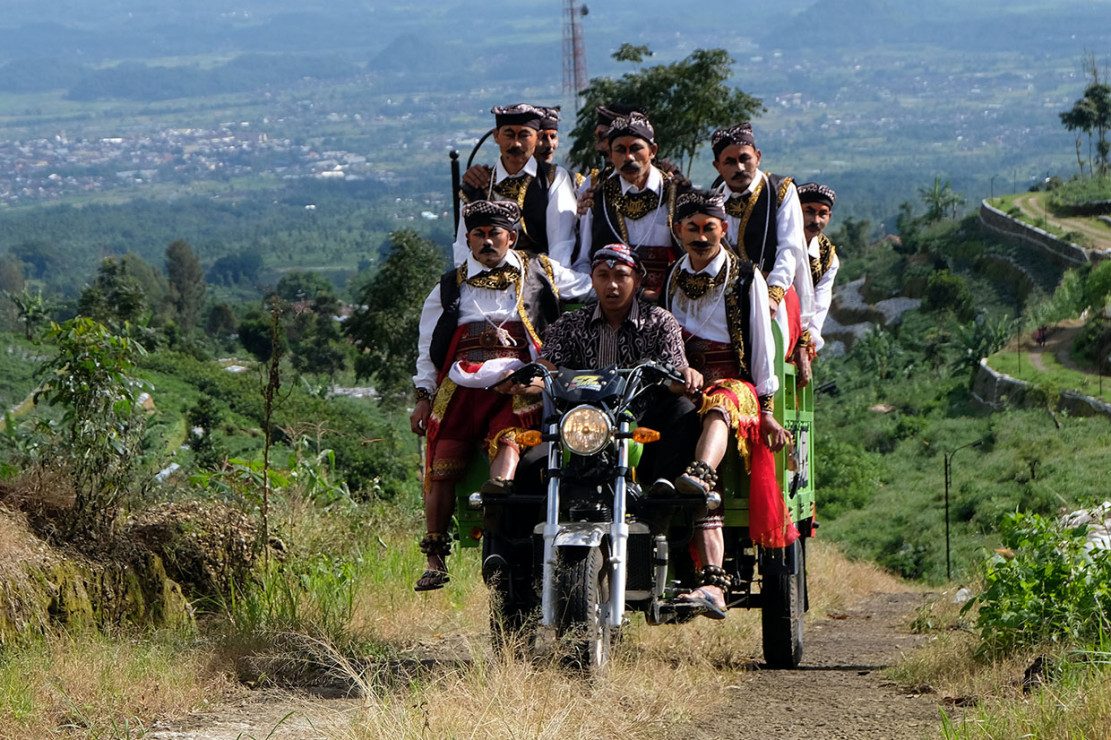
xmin=988 ymin=346 xmax=1111 ymax=404
xmin=0 ymin=630 xmax=237 ymax=740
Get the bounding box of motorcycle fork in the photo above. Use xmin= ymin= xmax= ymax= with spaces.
xmin=607 ymin=418 xmax=631 ymax=629
xmin=540 ymin=422 xmax=561 ymax=627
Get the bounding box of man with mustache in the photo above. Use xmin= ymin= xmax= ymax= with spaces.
xmin=661 ymin=191 xmax=795 ymax=617
xmin=711 ymin=123 xmax=814 ymax=383
xmin=796 ymin=182 xmax=841 ymax=359
xmin=454 ymin=104 xmax=578 ymax=268
xmin=413 ymin=200 xmax=592 ymax=592
xmin=534 ymin=106 xmax=561 ymax=165
xmin=575 ymin=112 xmax=688 ymax=297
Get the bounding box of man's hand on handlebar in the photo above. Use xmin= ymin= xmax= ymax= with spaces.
xmin=671 ymin=366 xmax=703 ymax=395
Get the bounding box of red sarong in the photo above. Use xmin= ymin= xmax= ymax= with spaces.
xmin=699 ymin=378 xmax=799 ymax=549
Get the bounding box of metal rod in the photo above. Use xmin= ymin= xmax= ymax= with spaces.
xmin=609 ymin=420 xmax=631 ymax=628
xmin=540 ymin=425 xmax=562 ymax=627
xmin=450 ymin=150 xmax=461 ymax=234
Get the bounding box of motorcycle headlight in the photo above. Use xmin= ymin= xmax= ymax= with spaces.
xmin=560 ymin=405 xmax=612 ymax=456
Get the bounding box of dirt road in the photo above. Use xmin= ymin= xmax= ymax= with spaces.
xmin=682 ymin=591 xmax=943 ymax=740
xmin=1011 ymin=192 xmax=1111 ymax=250
xmin=145 ymin=590 xmax=945 ymax=740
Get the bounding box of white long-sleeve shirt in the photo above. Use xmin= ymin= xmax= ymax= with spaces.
xmin=452 ymin=157 xmax=579 ymax=268
xmin=808 ymin=235 xmax=841 ymax=353
xmin=667 ymin=249 xmax=778 ymax=398
xmin=574 ymin=166 xmax=672 ymax=274
xmin=413 ymin=249 xmax=593 ymax=392
xmin=716 ymin=171 xmax=814 ymax=333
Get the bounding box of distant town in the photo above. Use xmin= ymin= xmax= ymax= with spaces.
xmin=0 ymin=120 xmax=404 ymax=207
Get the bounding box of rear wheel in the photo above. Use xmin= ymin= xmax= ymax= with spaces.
xmin=555 ymin=546 xmax=612 ymax=674
xmin=483 ymin=541 xmax=535 ymax=658
xmin=761 ymin=537 xmax=806 ymax=668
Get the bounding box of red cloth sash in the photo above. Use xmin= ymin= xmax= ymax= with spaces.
xmin=782 ymin=285 xmax=802 ymax=361
xmin=697 ymin=377 xmax=799 ymax=550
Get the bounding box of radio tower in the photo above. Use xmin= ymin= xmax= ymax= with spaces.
xmin=562 ymin=0 xmax=588 ymax=112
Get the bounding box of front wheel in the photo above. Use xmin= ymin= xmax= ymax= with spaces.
xmin=555 ymin=545 xmax=612 ymax=674
xmin=761 ymin=537 xmax=806 ymax=668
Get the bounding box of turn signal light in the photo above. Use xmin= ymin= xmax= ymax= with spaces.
xmin=630 ymin=427 xmax=660 ymax=443
xmin=469 ymin=527 xmax=483 ymax=541
xmin=517 ymin=430 xmax=543 ymax=447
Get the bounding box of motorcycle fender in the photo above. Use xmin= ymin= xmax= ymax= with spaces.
xmin=547 ymin=522 xmax=608 ymax=548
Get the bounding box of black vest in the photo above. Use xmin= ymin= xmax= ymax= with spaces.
xmin=661 ymin=252 xmax=756 ymax=383
xmin=590 ymin=170 xmax=684 ymax=262
xmin=429 ymin=252 xmax=562 ymax=374
xmin=460 ymin=161 xmax=554 ymax=255
xmin=732 ymin=172 xmax=792 ymax=275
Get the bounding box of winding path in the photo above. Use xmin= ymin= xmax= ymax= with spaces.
xmin=1010 ymin=192 xmax=1111 ymax=251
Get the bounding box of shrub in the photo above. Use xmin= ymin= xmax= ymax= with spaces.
xmin=967 ymin=509 xmax=1111 ymax=657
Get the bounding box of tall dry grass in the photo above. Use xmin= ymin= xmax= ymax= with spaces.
xmin=272 ymin=537 xmax=917 ymax=740
xmin=0 ymin=631 xmax=237 ymax=739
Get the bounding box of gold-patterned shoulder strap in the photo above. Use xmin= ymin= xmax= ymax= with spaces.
xmin=535 ymin=253 xmax=559 ymax=300
xmin=664 ymin=171 xmax=678 ymax=229
xmin=455 ymin=264 xmax=467 ymax=287
xmin=776 ymin=176 xmax=793 ymax=207
xmin=514 ymin=253 xmax=544 ymax=349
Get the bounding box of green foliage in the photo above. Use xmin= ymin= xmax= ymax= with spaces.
xmin=185 ymin=396 xmax=227 ymax=471
xmin=1047 ymin=176 xmax=1111 ymax=212
xmin=345 ymin=229 xmax=446 ymax=401
xmin=949 ymin=315 xmax=1016 ymax=377
xmin=567 ymin=46 xmax=764 ymax=175
xmin=35 ymin=318 xmax=151 ymax=541
xmin=273 ymin=271 xmax=336 ymax=303
xmin=165 ymin=240 xmax=206 ymax=333
xmin=814 ymin=441 xmax=881 ymax=518
xmin=968 ymin=509 xmax=1111 ymax=656
xmin=918 ymin=176 xmax=966 ymax=222
xmin=4 ymin=288 xmax=53 ymax=341
xmin=1083 ymin=260 xmax=1111 ymax=314
xmin=139 ymin=351 xmax=414 ymax=495
xmin=77 ymin=257 xmax=148 ymax=327
xmin=922 ymin=270 xmax=976 ymax=322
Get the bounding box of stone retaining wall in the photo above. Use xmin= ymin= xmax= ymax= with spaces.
xmin=979 ymin=201 xmax=1089 ymax=266
xmin=972 ymin=359 xmax=1111 ymax=421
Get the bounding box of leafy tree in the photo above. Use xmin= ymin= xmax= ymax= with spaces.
xmin=208 ymin=250 xmax=263 ymax=286
xmin=238 ymin=308 xmax=288 ymax=362
xmin=567 ymin=45 xmax=764 ymax=175
xmin=1060 ymin=55 xmax=1111 ymax=177
xmin=36 ymin=318 xmax=150 ymax=542
xmin=5 ymin=287 xmax=53 ymax=340
xmin=77 ymin=257 xmax=147 ymax=326
xmin=165 ymin=240 xmax=206 ymax=332
xmin=345 ymin=229 xmax=446 ymax=401
xmin=289 ymin=292 xmax=348 ymax=381
xmin=828 ymin=216 xmax=872 ymax=257
xmin=205 ymin=302 xmax=239 ymax=338
xmin=185 ymin=395 xmax=227 ymax=471
xmin=273 ymin=271 xmax=335 ymax=303
xmin=921 ymin=270 xmax=976 ymax=322
xmin=949 ymin=315 xmax=1015 ymax=377
xmin=917 ymin=177 xmax=965 ymax=222
xmin=1083 ymin=259 xmax=1111 ymax=314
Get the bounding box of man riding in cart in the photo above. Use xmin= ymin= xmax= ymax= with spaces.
xmin=661 ymin=191 xmax=798 ymax=617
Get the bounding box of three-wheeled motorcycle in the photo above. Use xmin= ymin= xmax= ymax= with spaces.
xmin=451 ymin=322 xmax=815 ymax=671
